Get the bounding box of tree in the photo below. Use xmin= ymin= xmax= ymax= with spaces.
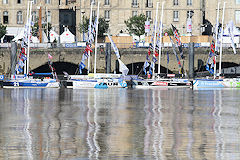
xmin=78 ymin=16 xmax=109 ymax=40
xmin=0 ymin=23 xmax=7 ymax=41
xmin=32 ymin=18 xmax=52 ymax=37
xmin=164 ymin=28 xmax=174 ymax=36
xmin=124 ymin=14 xmax=147 ymax=36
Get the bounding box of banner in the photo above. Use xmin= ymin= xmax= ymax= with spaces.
xmin=145 ymin=21 xmax=150 ymax=33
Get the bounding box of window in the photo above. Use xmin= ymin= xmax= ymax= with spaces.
xmin=17 ymin=0 xmax=22 ymax=4
xmin=105 ymin=10 xmax=110 ymax=20
xmin=105 ymin=0 xmax=110 ymax=5
xmin=17 ymin=11 xmax=23 ymax=24
xmin=187 ymin=0 xmax=192 ymax=6
xmin=236 ymin=10 xmax=240 ymax=23
xmin=32 ymin=11 xmax=37 ymax=22
xmin=3 ymin=11 xmax=8 ymax=24
xmin=173 ymin=0 xmax=178 ymax=5
xmin=90 ymin=0 xmax=95 ymax=5
xmin=132 ymin=11 xmax=138 ymax=17
xmin=47 ymin=11 xmax=51 ymax=23
xmin=173 ymin=11 xmax=179 ymax=21
xmin=236 ymin=0 xmax=240 ymax=4
xmin=146 ymin=11 xmax=152 ymax=20
xmin=146 ymin=0 xmax=153 ymax=8
xmin=45 ymin=0 xmax=51 ymax=4
xmin=132 ymin=0 xmax=138 ymax=7
xmin=33 ymin=0 xmax=37 ymax=4
xmin=3 ymin=0 xmax=8 ymax=4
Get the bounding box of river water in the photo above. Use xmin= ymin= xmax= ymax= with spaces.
xmin=0 ymin=88 xmax=239 ymax=159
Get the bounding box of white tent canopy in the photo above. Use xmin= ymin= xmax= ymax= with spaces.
xmin=49 ymin=30 xmax=59 ymax=42
xmin=60 ymin=27 xmax=75 ymax=43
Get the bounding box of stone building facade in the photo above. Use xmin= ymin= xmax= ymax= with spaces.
xmin=0 ymin=0 xmax=240 ymax=42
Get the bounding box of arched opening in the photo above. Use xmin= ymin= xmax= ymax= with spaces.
xmin=31 ymin=62 xmax=88 ymax=75
xmin=124 ymin=62 xmax=174 ymax=76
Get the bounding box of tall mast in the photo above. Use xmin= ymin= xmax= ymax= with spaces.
xmin=214 ymin=2 xmax=220 ymax=79
xmin=24 ymin=1 xmax=30 ymax=74
xmin=219 ymin=2 xmax=226 ymax=77
xmin=26 ymin=1 xmax=33 ymax=75
xmin=158 ymin=1 xmax=165 ymax=75
xmin=152 ymin=2 xmax=159 ymax=79
xmin=88 ymin=2 xmax=93 ymax=74
xmin=94 ymin=2 xmax=100 ymax=76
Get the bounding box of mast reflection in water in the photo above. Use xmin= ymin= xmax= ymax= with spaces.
xmin=0 ymin=88 xmax=240 ymax=159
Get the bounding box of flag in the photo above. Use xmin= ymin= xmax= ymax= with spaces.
xmin=154 ymin=50 xmax=159 ymax=57
xmin=149 ymin=62 xmax=154 ymax=75
xmin=148 ymin=48 xmax=151 ymax=56
xmin=48 ymin=53 xmax=53 ymax=59
xmin=152 ymin=57 xmax=157 ymax=63
xmin=167 ymin=51 xmax=169 ymax=64
xmin=171 ymin=24 xmax=184 ymax=59
xmin=18 ymin=59 xmax=25 ymax=68
xmin=227 ymin=21 xmax=237 ymax=54
xmin=118 ymin=59 xmax=129 ymax=76
xmin=108 ymin=34 xmax=121 ymax=59
xmin=85 ymin=45 xmax=93 ymax=52
xmin=169 ymin=36 xmax=182 ymax=69
xmin=79 ymin=62 xmax=86 ymax=74
xmin=143 ymin=60 xmax=150 ymax=75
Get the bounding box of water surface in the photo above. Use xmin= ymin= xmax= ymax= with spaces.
xmin=0 ymin=88 xmax=239 ymax=159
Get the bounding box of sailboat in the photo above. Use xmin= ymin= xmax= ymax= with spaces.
xmin=192 ymin=2 xmax=240 ymax=89
xmin=3 ymin=1 xmax=60 ymax=88
xmin=65 ymin=2 xmax=128 ymax=89
xmin=132 ymin=2 xmax=191 ymax=88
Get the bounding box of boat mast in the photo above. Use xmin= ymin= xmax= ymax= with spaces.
xmin=158 ymin=1 xmax=165 ymax=75
xmin=94 ymin=2 xmax=100 ymax=76
xmin=26 ymin=0 xmax=33 ymax=75
xmin=218 ymin=2 xmax=226 ymax=77
xmin=88 ymin=2 xmax=93 ymax=74
xmin=214 ymin=2 xmax=220 ymax=79
xmin=152 ymin=2 xmax=159 ymax=79
xmin=24 ymin=1 xmax=30 ymax=75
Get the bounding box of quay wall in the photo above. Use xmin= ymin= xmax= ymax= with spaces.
xmin=0 ymin=47 xmax=239 ymax=75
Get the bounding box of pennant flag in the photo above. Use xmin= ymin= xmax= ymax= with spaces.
xmin=171 ymin=24 xmax=184 ymax=59
xmin=152 ymin=57 xmax=157 ymax=63
xmin=167 ymin=51 xmax=169 ymax=64
xmin=149 ymin=62 xmax=154 ymax=75
xmin=79 ymin=62 xmax=86 ymax=74
xmin=146 ymin=54 xmax=150 ymax=61
xmin=20 ymin=54 xmax=27 ymax=61
xmin=48 ymin=53 xmax=53 ymax=59
xmin=169 ymin=36 xmax=182 ymax=68
xmin=154 ymin=50 xmax=159 ymax=57
xmin=148 ymin=48 xmax=151 ymax=56
xmin=18 ymin=59 xmax=25 ymax=68
xmin=143 ymin=60 xmax=150 ymax=75
xmin=85 ymin=45 xmax=93 ymax=52
xmin=118 ymin=59 xmax=129 ymax=76
xmin=107 ymin=34 xmax=121 ymax=59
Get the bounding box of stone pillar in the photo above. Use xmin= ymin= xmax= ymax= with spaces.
xmin=189 ymin=42 xmax=195 ymax=79
xmin=105 ymin=43 xmax=111 ymax=73
xmin=10 ymin=42 xmax=17 ymax=75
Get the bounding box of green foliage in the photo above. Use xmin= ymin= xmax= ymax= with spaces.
xmin=164 ymin=28 xmax=174 ymax=36
xmin=164 ymin=27 xmax=180 ymax=36
xmin=0 ymin=23 xmax=7 ymax=39
xmin=124 ymin=14 xmax=147 ymax=36
xmin=32 ymin=18 xmax=52 ymax=37
xmin=78 ymin=16 xmax=109 ymax=39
